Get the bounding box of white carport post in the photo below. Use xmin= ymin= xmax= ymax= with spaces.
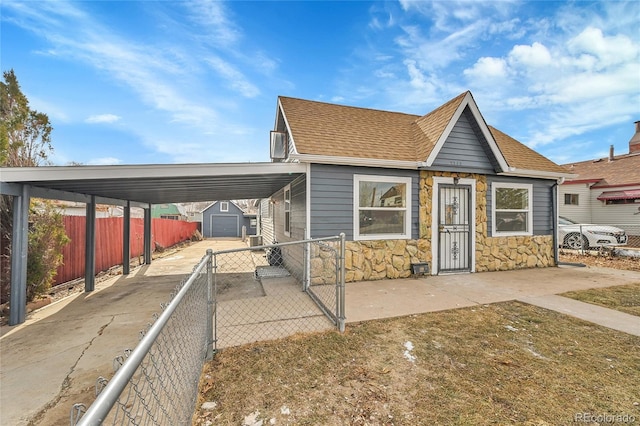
xmin=85 ymin=196 xmax=96 ymax=292
xmin=9 ymin=184 xmax=30 ymax=326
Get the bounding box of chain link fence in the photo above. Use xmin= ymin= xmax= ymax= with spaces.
xmin=71 ymin=251 xmax=215 ymax=425
xmin=559 ymin=222 xmax=640 ymax=254
xmin=70 ymin=235 xmax=345 ymax=425
xmin=214 ymin=235 xmax=345 ymax=349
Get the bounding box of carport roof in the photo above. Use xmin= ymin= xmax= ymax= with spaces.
xmin=0 ymin=162 xmax=306 ymax=205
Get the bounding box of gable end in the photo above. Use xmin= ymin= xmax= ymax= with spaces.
xmin=431 ymin=107 xmax=501 ymax=174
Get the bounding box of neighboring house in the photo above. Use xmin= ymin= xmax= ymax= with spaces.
xmin=151 ymin=203 xmax=187 ymax=220
xmin=259 ymin=91 xmax=572 ymax=280
xmin=201 ymin=201 xmax=257 ymax=238
xmin=181 ymin=202 xmax=207 ymax=223
xmin=559 ymin=121 xmax=640 ymax=230
xmin=51 ymin=200 xmax=145 ymax=218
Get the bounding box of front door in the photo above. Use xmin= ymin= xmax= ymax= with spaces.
xmin=438 ymin=184 xmax=472 ymax=273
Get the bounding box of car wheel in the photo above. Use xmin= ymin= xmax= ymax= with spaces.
xmin=564 ymin=232 xmax=589 ymax=250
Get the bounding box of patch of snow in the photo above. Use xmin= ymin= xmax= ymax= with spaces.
xmin=159 ymin=255 xmax=184 ymax=261
xmin=404 ymin=341 xmax=416 ymax=363
xmin=201 ymin=401 xmax=217 ymax=411
xmin=269 ymin=419 xmax=276 ymax=425
xmin=614 ymin=248 xmax=640 ymax=258
xmin=504 ymin=325 xmax=519 ymax=332
xmin=526 ymin=348 xmax=549 ymax=360
xmin=280 ymin=406 xmax=291 ymax=415
xmin=243 ymin=410 xmax=263 ymax=426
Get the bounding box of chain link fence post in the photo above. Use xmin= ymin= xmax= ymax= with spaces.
xmin=338 ymin=233 xmax=346 ymax=333
xmin=206 ymin=249 xmax=215 ymax=360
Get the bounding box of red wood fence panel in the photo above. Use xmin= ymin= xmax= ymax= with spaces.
xmin=54 ymin=217 xmax=199 ymax=285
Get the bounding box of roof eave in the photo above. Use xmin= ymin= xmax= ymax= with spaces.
xmin=0 ymin=162 xmax=307 ymax=182
xmin=499 ymin=168 xmax=577 ymax=180
xmin=289 ymin=153 xmax=421 ymax=170
xmin=276 ymin=97 xmax=300 ymax=157
xmin=561 ymin=178 xmax=603 ymax=185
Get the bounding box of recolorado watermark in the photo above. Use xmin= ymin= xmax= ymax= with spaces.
xmin=574 ymin=412 xmax=636 ymax=424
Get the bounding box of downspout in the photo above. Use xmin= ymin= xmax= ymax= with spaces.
xmin=553 ymin=178 xmax=585 ymax=267
xmin=551 ymin=181 xmax=559 ymax=265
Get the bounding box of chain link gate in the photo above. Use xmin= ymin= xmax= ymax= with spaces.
xmin=70 ymin=235 xmax=345 ymax=425
xmin=213 ymin=234 xmax=346 ymax=349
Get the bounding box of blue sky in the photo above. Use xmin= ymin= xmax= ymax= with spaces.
xmin=2 ymin=0 xmax=639 ymax=166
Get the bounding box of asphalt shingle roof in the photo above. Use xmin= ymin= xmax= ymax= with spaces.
xmin=562 ymin=153 xmax=640 ymax=187
xmin=279 ymin=93 xmax=568 ymax=175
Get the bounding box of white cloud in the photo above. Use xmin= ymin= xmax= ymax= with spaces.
xmin=567 ymin=27 xmax=639 ymax=69
xmin=463 ymin=57 xmax=509 ymax=80
xmin=205 ymin=56 xmax=260 ymax=98
xmin=508 ymin=42 xmax=553 ymax=68
xmin=404 ymin=59 xmax=437 ymax=96
xmin=182 ymin=0 xmax=240 ymax=46
xmin=87 ymin=157 xmax=122 ymax=165
xmin=396 ymin=20 xmax=487 ymax=71
xmin=6 ymin=1 xmax=225 ymax=136
xmin=85 ymin=114 xmax=121 ymax=124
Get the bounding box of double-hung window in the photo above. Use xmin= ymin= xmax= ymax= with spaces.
xmin=492 ymin=183 xmax=533 ymax=235
xmin=354 ymin=175 xmax=412 ymax=240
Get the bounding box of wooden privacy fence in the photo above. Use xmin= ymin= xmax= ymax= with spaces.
xmin=55 ymin=217 xmax=199 ymax=285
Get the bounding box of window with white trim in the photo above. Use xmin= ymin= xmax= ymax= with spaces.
xmin=354 ymin=175 xmax=412 ymax=240
xmin=250 ymin=218 xmax=257 ymax=228
xmin=220 ymin=201 xmax=229 ymax=212
xmin=564 ymin=193 xmax=579 ymax=206
xmin=492 ymin=183 xmax=533 ymax=235
xmin=284 ymin=185 xmax=291 ymax=237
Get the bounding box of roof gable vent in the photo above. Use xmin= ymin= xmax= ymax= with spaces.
xmin=270 ymin=131 xmax=288 ymax=161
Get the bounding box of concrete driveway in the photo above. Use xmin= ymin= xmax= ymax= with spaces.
xmin=1 ymin=239 xmax=639 ymax=425
xmin=0 ymin=239 xmax=246 ymax=426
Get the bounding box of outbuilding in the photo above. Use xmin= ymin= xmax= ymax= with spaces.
xmin=201 ymin=201 xmax=257 ymax=238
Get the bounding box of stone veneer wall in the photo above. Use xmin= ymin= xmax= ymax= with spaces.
xmin=322 ymin=170 xmax=555 ymax=283
xmin=475 ymin=235 xmax=555 ymax=272
xmin=343 ymin=240 xmax=430 ymax=283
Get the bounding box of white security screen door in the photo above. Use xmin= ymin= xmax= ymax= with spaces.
xmin=438 ymin=184 xmax=472 ymax=273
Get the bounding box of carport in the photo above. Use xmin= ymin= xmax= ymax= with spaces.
xmin=0 ymin=162 xmax=306 ymax=325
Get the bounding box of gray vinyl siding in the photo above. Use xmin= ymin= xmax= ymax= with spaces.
xmin=432 ymin=107 xmax=498 ymax=174
xmin=309 ymin=164 xmax=420 ymax=240
xmin=270 ymin=174 xmax=306 ymax=243
xmin=258 ymin=199 xmax=274 ymax=244
xmin=486 ymin=176 xmax=555 ymax=236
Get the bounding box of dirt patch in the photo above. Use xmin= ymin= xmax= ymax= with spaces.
xmin=194 ymin=302 xmax=640 ymax=425
xmin=559 ymin=250 xmax=640 ymax=271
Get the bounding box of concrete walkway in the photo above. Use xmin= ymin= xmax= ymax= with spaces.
xmin=345 ymin=265 xmax=640 ymax=337
xmin=519 ymin=294 xmax=640 ymax=337
xmin=1 ymin=241 xmax=638 ymax=425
